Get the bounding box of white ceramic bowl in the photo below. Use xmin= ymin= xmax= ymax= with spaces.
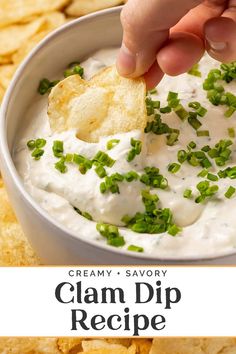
xmin=1 ymin=7 xmax=236 ymax=265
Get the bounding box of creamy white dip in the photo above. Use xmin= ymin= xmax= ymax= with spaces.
xmin=14 ymin=48 xmax=236 ymax=259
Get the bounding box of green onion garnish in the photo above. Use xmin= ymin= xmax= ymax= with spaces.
xmin=93 ymin=151 xmax=115 ymax=167
xmin=95 ymin=164 xmax=107 ymax=178
xmin=96 ymin=223 xmax=125 ymax=247
xmin=188 ymin=112 xmax=202 ymax=130
xmin=225 ymin=186 xmax=236 ymax=199
xmin=188 ymin=63 xmax=201 ymax=77
xmin=183 ymin=189 xmax=192 ymax=199
xmin=168 ymin=163 xmax=181 ymax=174
xmin=128 ymin=245 xmax=144 ymax=252
xmin=107 ymin=139 xmax=120 ymax=150
xmin=38 ymin=78 xmax=59 ymax=95
xmin=174 ymin=104 xmax=189 ymax=120
xmin=228 ymin=127 xmax=235 ymax=138
xmin=127 ymin=138 xmax=142 ymax=162
xmin=31 ymin=148 xmax=44 ymax=160
xmin=27 ymin=140 xmax=36 ymax=150
xmin=168 ymin=224 xmax=182 ymax=236
xmin=197 ymin=130 xmax=210 ymax=137
xmin=52 ymin=140 xmax=64 ymax=158
xmin=55 ymin=157 xmax=67 ymax=173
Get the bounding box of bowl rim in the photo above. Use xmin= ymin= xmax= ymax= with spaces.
xmin=1 ymin=6 xmax=236 ymax=263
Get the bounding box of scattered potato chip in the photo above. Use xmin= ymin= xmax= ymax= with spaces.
xmin=12 ymin=12 xmax=66 ymax=64
xmin=0 ymin=337 xmax=61 ymax=354
xmin=57 ymin=338 xmax=83 ymax=353
xmin=81 ymin=340 xmax=136 ymax=354
xmin=48 ymin=65 xmax=147 ymax=142
xmin=0 ymin=54 xmax=13 ymax=64
xmin=150 ymin=338 xmax=236 ymax=354
xmin=132 ymin=339 xmax=152 ymax=354
xmin=65 ymin=0 xmax=124 ymax=16
xmin=0 ymin=83 xmax=5 ymax=102
xmin=0 ymin=0 xmax=70 ymax=28
xmin=0 ymin=180 xmax=40 ymax=266
xmin=0 ymin=17 xmax=46 ymax=57
xmin=0 ymin=64 xmax=16 ymax=90
xmin=106 ymin=339 xmax=132 ymax=347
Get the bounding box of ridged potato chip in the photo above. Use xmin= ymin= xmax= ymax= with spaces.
xmin=0 ymin=64 xmax=16 ymax=90
xmin=0 ymin=17 xmax=45 ymax=56
xmin=0 ymin=0 xmax=70 ymax=28
xmin=12 ymin=12 xmax=66 ymax=64
xmin=66 ymin=0 xmax=124 ymax=16
xmin=57 ymin=338 xmax=83 ymax=353
xmin=48 ymin=66 xmax=147 ymax=142
xmin=81 ymin=340 xmax=136 ymax=354
xmin=0 ymin=338 xmax=61 ymax=354
xmin=150 ymin=338 xmax=236 ymax=354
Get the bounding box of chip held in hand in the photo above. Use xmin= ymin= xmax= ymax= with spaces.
xmin=48 ymin=65 xmax=147 ymax=142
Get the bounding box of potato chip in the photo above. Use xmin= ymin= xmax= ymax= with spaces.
xmin=0 ymin=64 xmax=16 ymax=89
xmin=0 ymin=0 xmax=70 ymax=28
xmin=0 ymin=17 xmax=45 ymax=56
xmin=150 ymin=338 xmax=236 ymax=354
xmin=57 ymin=338 xmax=83 ymax=353
xmin=81 ymin=340 xmax=136 ymax=354
xmin=48 ymin=65 xmax=147 ymax=142
xmin=0 ymin=337 xmax=60 ymax=354
xmin=0 ymin=54 xmax=13 ymax=64
xmin=132 ymin=339 xmax=152 ymax=354
xmin=65 ymin=0 xmax=124 ymax=17
xmin=107 ymin=339 xmax=132 ymax=347
xmin=82 ymin=340 xmax=129 ymax=351
xmin=13 ymin=12 xmax=66 ymax=64
xmin=0 ymin=83 xmax=5 ymax=102
xmin=0 ymin=180 xmax=40 ymax=266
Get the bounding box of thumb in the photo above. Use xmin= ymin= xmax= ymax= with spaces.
xmin=116 ymin=0 xmax=202 ymax=77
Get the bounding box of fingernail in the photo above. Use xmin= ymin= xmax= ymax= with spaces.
xmin=207 ymin=40 xmax=227 ymax=51
xmin=117 ymin=43 xmax=136 ymax=76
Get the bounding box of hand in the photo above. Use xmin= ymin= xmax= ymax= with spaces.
xmin=116 ymin=0 xmax=236 ymax=88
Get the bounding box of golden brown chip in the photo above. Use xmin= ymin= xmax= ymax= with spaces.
xmin=65 ymin=0 xmax=124 ymax=17
xmin=0 ymin=83 xmax=5 ymax=102
xmin=0 ymin=180 xmax=40 ymax=266
xmin=0 ymin=54 xmax=13 ymax=64
xmin=0 ymin=64 xmax=16 ymax=89
xmin=0 ymin=17 xmax=47 ymax=57
xmin=57 ymin=338 xmax=83 ymax=354
xmin=12 ymin=12 xmax=66 ymax=64
xmin=80 ymin=340 xmax=136 ymax=354
xmin=132 ymin=339 xmax=152 ymax=354
xmin=107 ymin=339 xmax=132 ymax=347
xmin=150 ymin=338 xmax=236 ymax=354
xmin=0 ymin=0 xmax=70 ymax=28
xmin=48 ymin=65 xmax=147 ymax=142
xmin=0 ymin=338 xmax=60 ymax=354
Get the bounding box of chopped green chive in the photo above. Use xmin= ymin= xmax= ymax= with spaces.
xmin=188 ymin=112 xmax=202 ymax=130
xmin=140 ymin=167 xmax=168 ymax=189
xmin=93 ymin=151 xmax=115 ymax=167
xmin=207 ymin=173 xmax=218 ymax=181
xmin=55 ymin=157 xmax=67 ymax=173
xmin=168 ymin=224 xmax=182 ymax=236
xmin=198 ymin=169 xmax=208 ymax=178
xmin=124 ymin=171 xmax=139 ymax=182
xmin=52 ymin=140 xmax=64 ymax=158
xmin=188 ymin=141 xmax=197 ymax=149
xmin=35 ymin=138 xmax=46 ymax=148
xmin=81 ymin=211 xmax=93 ymax=220
xmin=128 ymin=245 xmax=144 ymax=252
xmin=127 ymin=138 xmax=142 ymax=162
xmin=188 ymin=63 xmax=201 ymax=77
xmin=38 ymin=78 xmax=59 ymax=95
xmin=31 ymin=148 xmax=44 ymax=160
xmin=95 ymin=164 xmax=107 ymax=178
xmin=107 ymin=139 xmax=120 ymax=150
xmin=228 ymin=127 xmax=235 ymax=138
xmin=166 ymin=131 xmax=179 ymax=146
xmin=64 ymin=63 xmax=84 ymax=78
xmin=27 ymin=140 xmax=36 ymax=150
xmin=225 ymin=186 xmax=236 ymax=199
xmin=148 ymin=88 xmax=157 ymax=95
xmin=168 ymin=163 xmax=181 ymax=174
xmin=174 ymin=104 xmax=189 ymax=120
xmin=96 ymin=223 xmax=125 ymax=247
xmin=195 ymin=180 xmax=219 ymax=203
xmin=160 ymin=106 xmax=172 ymax=114
xmin=183 ymin=189 xmax=192 ymax=199
xmin=197 ymin=130 xmax=210 ymax=137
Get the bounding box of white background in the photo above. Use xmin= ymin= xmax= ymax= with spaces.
xmin=0 ymin=266 xmax=235 ymax=336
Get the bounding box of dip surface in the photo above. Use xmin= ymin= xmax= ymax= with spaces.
xmin=14 ymin=49 xmax=236 ymax=259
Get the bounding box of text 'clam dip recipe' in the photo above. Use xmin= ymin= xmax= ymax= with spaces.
xmin=14 ymin=48 xmax=236 ymax=259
